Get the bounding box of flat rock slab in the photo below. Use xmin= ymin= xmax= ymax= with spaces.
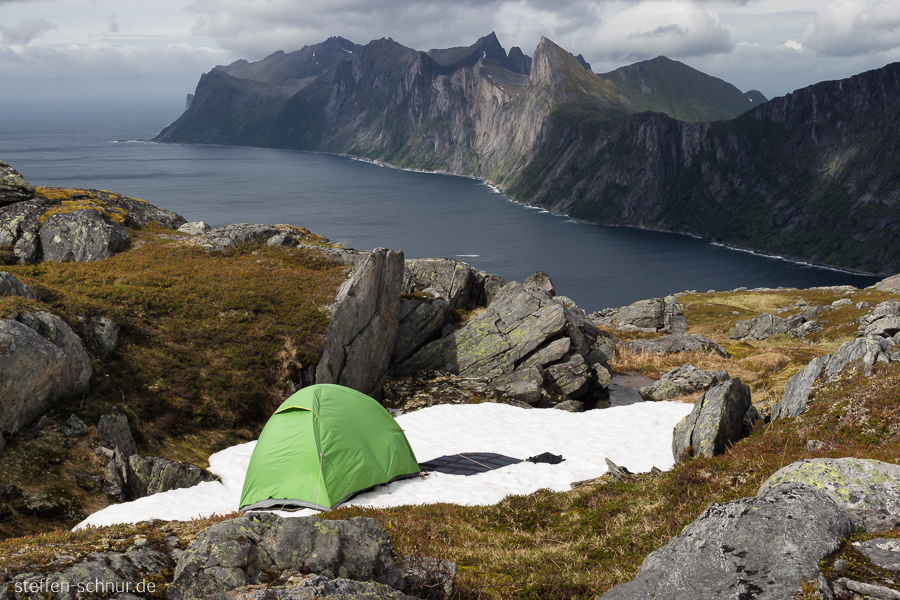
xmin=758 ymin=458 xmax=900 ymax=532
xmin=638 ymin=363 xmax=728 ymax=401
xmin=628 ymin=334 xmax=729 ymax=358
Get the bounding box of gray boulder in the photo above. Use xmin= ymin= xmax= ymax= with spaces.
xmin=196 ymin=223 xmax=279 ymax=251
xmin=757 ymin=458 xmax=900 ymax=532
xmin=672 ymin=378 xmax=752 ymax=462
xmin=729 ymin=312 xmax=790 ymax=340
xmin=771 ymin=354 xmax=830 ymax=420
xmin=40 ymin=209 xmax=130 ymax=262
xmin=126 ymin=454 xmax=219 ymax=500
xmin=391 ymin=297 xmax=449 ymax=363
xmin=0 ymin=160 xmax=35 ymax=206
xmin=616 ymin=296 xmax=686 ymax=334
xmin=628 ymin=333 xmax=729 ymax=358
xmin=0 ymin=312 xmax=91 ymax=439
xmin=638 ymin=364 xmax=729 ymax=402
xmin=167 ymin=513 xmax=427 ymax=600
xmin=316 ymin=248 xmax=404 ymax=396
xmin=823 ymin=336 xmax=892 ymax=381
xmin=599 ymin=482 xmax=855 ymax=600
xmin=178 ymin=220 xmax=211 ymax=235
xmin=97 ymin=410 xmax=139 ymax=457
xmin=519 ymin=337 xmax=571 ymax=370
xmin=0 ymin=271 xmax=37 ymax=298
xmin=400 ymin=282 xmax=567 ymax=378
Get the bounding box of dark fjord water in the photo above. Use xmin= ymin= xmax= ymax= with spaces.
xmin=0 ymin=100 xmax=879 ymax=313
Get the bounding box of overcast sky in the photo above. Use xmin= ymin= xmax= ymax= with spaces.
xmin=2 ymin=0 xmax=900 ymax=108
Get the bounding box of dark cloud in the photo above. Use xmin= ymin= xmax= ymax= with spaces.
xmin=0 ymin=19 xmax=56 ymax=46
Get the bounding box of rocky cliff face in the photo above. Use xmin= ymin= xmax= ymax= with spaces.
xmin=554 ymin=62 xmax=900 ymax=275
xmin=157 ymin=32 xmax=900 ymax=275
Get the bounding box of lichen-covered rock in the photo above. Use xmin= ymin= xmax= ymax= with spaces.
xmin=0 ymin=160 xmax=35 ymax=206
xmin=554 ymin=399 xmax=584 ymax=412
xmin=628 ymin=333 xmax=729 ymax=358
xmin=391 ymin=297 xmax=448 ymax=363
xmin=757 ymin=458 xmax=900 ymax=532
xmin=402 ymin=258 xmax=482 ymax=311
xmin=771 ymin=354 xmax=830 ymax=420
xmin=316 ymin=248 xmax=404 ymax=396
xmin=167 ymin=513 xmax=421 ymax=600
xmin=126 ymin=454 xmax=219 ymax=500
xmin=638 ymin=364 xmax=729 ymax=402
xmin=400 ymin=282 xmax=567 ymax=378
xmin=616 ymin=296 xmax=686 ymax=334
xmin=586 ymin=330 xmax=621 ymax=369
xmin=856 ymin=538 xmax=900 ymax=570
xmin=518 ymin=337 xmax=571 ymax=370
xmin=97 ymin=410 xmax=138 ymax=457
xmin=0 ymin=312 xmax=91 ymax=439
xmin=599 ymin=482 xmax=856 ymax=600
xmin=40 ymin=208 xmax=130 ymax=262
xmin=0 ymin=271 xmax=37 ymax=299
xmin=672 ymin=378 xmax=752 ymax=462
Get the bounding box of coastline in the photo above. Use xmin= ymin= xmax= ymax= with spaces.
xmin=148 ymin=139 xmax=882 ymax=281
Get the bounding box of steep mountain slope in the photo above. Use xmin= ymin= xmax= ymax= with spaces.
xmin=599 ymin=56 xmax=766 ymax=122
xmin=555 ymin=62 xmax=900 ymax=274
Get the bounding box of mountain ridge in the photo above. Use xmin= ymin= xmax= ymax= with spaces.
xmin=156 ymin=33 xmax=900 ymax=275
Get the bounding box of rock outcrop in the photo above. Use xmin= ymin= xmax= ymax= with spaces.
xmin=600 ymin=482 xmax=855 ymax=599
xmin=125 ymin=454 xmax=219 ymax=500
xmin=857 ymin=300 xmax=900 ymax=340
xmin=871 ymin=273 xmax=900 ymax=294
xmin=316 ymin=248 xmax=404 ymax=396
xmin=757 ymin=458 xmax=900 ymax=532
xmin=398 ymin=281 xmax=611 ymax=407
xmin=167 ymin=512 xmax=454 ymax=600
xmin=0 ymin=311 xmax=91 ymax=442
xmin=39 ymin=209 xmax=129 ymax=262
xmin=97 ymin=410 xmax=139 ymax=457
xmin=0 ymin=188 xmax=186 ymax=263
xmin=672 ymin=378 xmax=752 ymax=462
xmin=638 ymin=363 xmax=728 ymax=402
xmin=0 ymin=160 xmax=35 ymax=206
xmin=402 ymin=257 xmax=506 ymax=311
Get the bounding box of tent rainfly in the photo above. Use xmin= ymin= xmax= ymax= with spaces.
xmin=240 ymin=384 xmax=421 ymax=512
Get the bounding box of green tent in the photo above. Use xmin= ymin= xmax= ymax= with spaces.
xmin=240 ymin=384 xmax=420 ymax=512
